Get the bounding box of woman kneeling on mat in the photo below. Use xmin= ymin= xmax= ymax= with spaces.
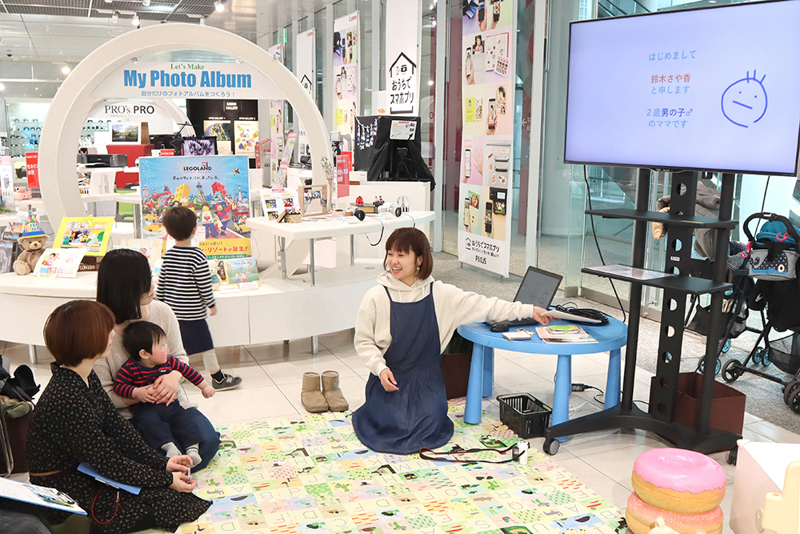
xmin=352 ymin=228 xmax=551 ymax=454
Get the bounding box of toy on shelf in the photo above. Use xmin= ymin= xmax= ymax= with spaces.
xmin=625 ymin=448 xmax=726 ymax=534
xmin=13 ymin=209 xmax=48 ymax=275
xmin=762 ymin=461 xmax=800 ymax=534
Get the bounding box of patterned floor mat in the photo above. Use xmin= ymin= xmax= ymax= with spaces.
xmin=167 ymin=399 xmax=624 ymax=534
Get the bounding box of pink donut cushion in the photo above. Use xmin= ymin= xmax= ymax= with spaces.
xmin=625 ymin=492 xmax=723 ymax=534
xmin=632 ymin=448 xmax=726 ymax=513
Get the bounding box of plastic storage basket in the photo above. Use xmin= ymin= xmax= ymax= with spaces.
xmin=496 ymin=393 xmax=552 ymax=438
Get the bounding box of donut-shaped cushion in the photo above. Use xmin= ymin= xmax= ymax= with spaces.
xmin=632 ymin=448 xmax=726 ymax=513
xmin=625 ymin=492 xmax=723 ymax=534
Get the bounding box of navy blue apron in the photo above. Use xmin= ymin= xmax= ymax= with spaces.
xmin=352 ymin=285 xmax=454 ymax=454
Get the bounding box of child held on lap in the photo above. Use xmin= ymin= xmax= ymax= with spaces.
xmin=113 ymin=321 xmax=215 ymax=466
xmin=157 ymin=206 xmax=242 ymax=391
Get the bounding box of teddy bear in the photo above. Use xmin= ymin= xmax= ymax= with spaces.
xmin=14 ymin=235 xmax=48 ymax=275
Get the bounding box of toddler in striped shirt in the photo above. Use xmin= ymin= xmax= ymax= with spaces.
xmin=114 ymin=321 xmax=215 ymax=466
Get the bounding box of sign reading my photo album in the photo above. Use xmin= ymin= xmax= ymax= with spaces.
xmin=138 ymin=156 xmax=252 ymax=258
xmin=458 ymin=0 xmax=517 ymax=277
xmin=91 ymin=62 xmax=282 ymax=101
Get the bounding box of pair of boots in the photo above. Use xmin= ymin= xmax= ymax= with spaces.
xmin=302 ymin=371 xmax=348 ymax=413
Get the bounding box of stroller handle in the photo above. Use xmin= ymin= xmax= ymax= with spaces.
xmin=743 ymin=211 xmax=800 ymax=244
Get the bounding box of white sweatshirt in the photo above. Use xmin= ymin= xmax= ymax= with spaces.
xmin=355 ymin=271 xmax=534 ymax=376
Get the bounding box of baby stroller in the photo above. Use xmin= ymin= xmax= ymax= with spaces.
xmin=720 ymin=212 xmax=800 ymax=412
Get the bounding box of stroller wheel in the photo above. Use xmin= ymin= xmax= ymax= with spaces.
xmin=753 ymin=348 xmax=764 ymax=364
xmin=762 ymin=350 xmax=771 ymax=367
xmin=784 ymin=380 xmax=800 ymax=405
xmin=722 ymin=339 xmax=731 ymax=353
xmin=722 ymin=358 xmax=742 ymax=383
xmin=790 ymin=388 xmax=800 ymax=414
xmin=716 ymin=359 xmax=722 ymax=375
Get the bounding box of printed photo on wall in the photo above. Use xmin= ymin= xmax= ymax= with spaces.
xmin=204 ymin=121 xmax=233 ymax=155
xmin=461 ymin=136 xmax=484 ymax=185
xmin=487 ymin=85 xmax=512 ymax=136
xmin=234 ymin=121 xmax=259 ymax=155
xmin=485 ymin=143 xmax=511 ymax=187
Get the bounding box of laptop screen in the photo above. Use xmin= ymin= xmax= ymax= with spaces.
xmin=514 ymin=267 xmax=563 ymax=309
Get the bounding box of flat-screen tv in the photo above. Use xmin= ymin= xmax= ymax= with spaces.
xmin=182 ymin=136 xmax=218 ymax=156
xmin=564 ymin=0 xmax=800 ymax=176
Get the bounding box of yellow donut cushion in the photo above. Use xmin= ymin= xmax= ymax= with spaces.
xmin=626 ymin=492 xmax=723 ymax=534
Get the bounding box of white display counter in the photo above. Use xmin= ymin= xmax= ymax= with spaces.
xmin=0 ymin=262 xmax=380 ymax=364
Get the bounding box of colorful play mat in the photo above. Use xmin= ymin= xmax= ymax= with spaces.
xmin=146 ymin=400 xmax=625 ymax=534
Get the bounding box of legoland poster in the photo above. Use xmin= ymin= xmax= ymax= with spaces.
xmin=139 ymin=156 xmax=251 ymax=258
xmin=458 ymin=0 xmax=516 ymax=276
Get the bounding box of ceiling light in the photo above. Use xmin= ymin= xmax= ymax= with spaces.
xmin=199 ymin=16 xmax=206 ymax=25
xmin=142 ymin=0 xmax=150 ymax=5
xmin=215 ymin=1 xmax=224 ymax=12
xmin=0 ymin=83 xmax=5 ymax=92
xmin=132 ymin=13 xmax=140 ymax=26
xmin=428 ymin=80 xmax=434 ymax=86
xmin=104 ymin=0 xmax=112 ymax=3
xmin=62 ymin=65 xmax=70 ymax=74
xmin=111 ymin=10 xmax=119 ymax=23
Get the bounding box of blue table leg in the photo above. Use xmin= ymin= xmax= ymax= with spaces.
xmin=605 ymin=348 xmax=621 ymax=410
xmin=482 ymin=346 xmax=493 ymax=397
xmin=553 ymin=354 xmax=572 ymax=442
xmin=465 ymin=343 xmax=485 ymax=425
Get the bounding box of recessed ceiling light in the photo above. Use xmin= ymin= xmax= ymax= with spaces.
xmin=132 ymin=13 xmax=140 ymax=26
xmin=62 ymin=66 xmax=70 ymax=74
xmin=215 ymin=1 xmax=224 ymax=12
xmin=104 ymin=0 xmax=112 ymax=3
xmin=142 ymin=0 xmax=150 ymax=5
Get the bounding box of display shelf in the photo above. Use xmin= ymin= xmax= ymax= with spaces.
xmin=581 ymin=265 xmax=731 ymax=294
xmin=585 ymin=208 xmax=738 ymax=229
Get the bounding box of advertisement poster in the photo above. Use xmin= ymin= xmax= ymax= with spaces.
xmin=333 ymin=12 xmax=360 ymax=137
xmin=234 ymin=120 xmax=259 ymax=156
xmin=336 ymin=151 xmax=351 ymax=198
xmin=139 ymin=156 xmax=251 ymax=258
xmin=25 ymin=152 xmax=39 ymax=189
xmin=386 ymin=0 xmax=420 ymax=115
xmin=295 ymin=28 xmax=316 ymax=162
xmin=203 ymin=120 xmax=233 ymax=155
xmin=458 ymin=0 xmax=516 ymax=276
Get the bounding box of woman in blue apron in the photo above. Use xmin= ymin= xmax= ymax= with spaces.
xmin=352 ymin=228 xmax=550 ymax=454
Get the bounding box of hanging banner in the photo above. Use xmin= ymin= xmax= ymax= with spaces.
xmin=333 ymin=11 xmax=360 ymax=137
xmin=295 ymin=29 xmax=316 ymax=162
xmin=386 ymin=0 xmax=420 ymax=116
xmin=268 ymin=44 xmax=285 ymax=185
xmin=458 ymin=0 xmax=516 ymax=276
xmin=91 ymin=62 xmax=282 ymax=100
xmin=139 ymin=156 xmax=252 ymax=258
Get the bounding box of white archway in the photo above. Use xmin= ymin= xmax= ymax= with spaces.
xmin=39 ymin=24 xmax=331 ymax=223
xmin=87 ymin=99 xmax=196 ymax=137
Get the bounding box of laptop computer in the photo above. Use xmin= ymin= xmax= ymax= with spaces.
xmin=486 ymin=266 xmax=602 ymax=332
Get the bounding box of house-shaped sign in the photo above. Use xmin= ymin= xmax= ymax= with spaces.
xmin=389 ymin=52 xmax=417 ymax=114
xmin=300 ymin=74 xmax=314 ymax=97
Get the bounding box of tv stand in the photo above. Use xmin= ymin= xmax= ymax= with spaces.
xmin=543 ymin=169 xmax=741 ymax=455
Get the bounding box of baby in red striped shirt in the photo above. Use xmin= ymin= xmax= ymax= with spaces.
xmin=114 ymin=321 xmax=215 ymax=466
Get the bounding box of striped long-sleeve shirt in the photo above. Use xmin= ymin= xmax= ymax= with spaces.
xmin=156 ymin=246 xmax=216 ymax=320
xmin=113 ymin=355 xmax=205 ymax=399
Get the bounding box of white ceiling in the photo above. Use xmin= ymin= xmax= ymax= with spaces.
xmin=0 ymin=0 xmax=338 ymax=97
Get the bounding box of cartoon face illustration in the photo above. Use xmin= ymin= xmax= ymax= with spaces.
xmin=721 ymin=70 xmax=768 ymax=128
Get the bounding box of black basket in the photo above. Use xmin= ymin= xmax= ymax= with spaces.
xmin=768 ymin=332 xmax=800 ymax=375
xmin=496 ymin=393 xmax=552 ymax=439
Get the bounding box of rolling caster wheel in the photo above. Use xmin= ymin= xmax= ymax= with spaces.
xmin=790 ymin=389 xmax=800 ymax=414
xmin=715 ymin=359 xmax=722 ymax=375
xmin=763 ymin=350 xmax=771 ymax=367
xmin=722 ymin=339 xmax=731 ymax=353
xmin=727 ymin=448 xmax=738 ymax=465
xmin=543 ymin=439 xmax=560 ymax=455
xmin=721 ymin=358 xmax=742 ymax=383
xmin=699 ymin=360 xmax=705 ymax=373
xmin=783 ymin=379 xmax=800 ymax=405
xmin=753 ymin=348 xmax=763 ymax=364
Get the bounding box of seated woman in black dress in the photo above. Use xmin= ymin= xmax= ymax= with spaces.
xmin=28 ymin=300 xmax=210 ymax=534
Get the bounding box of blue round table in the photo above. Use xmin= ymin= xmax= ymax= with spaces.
xmin=457 ymin=317 xmax=627 ymax=440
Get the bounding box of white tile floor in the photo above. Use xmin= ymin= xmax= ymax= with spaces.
xmin=5 ymin=327 xmax=795 ymax=533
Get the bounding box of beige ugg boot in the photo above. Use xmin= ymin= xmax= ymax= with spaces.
xmin=301 ymin=372 xmax=328 ymax=413
xmin=321 ymin=370 xmax=349 ymax=412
